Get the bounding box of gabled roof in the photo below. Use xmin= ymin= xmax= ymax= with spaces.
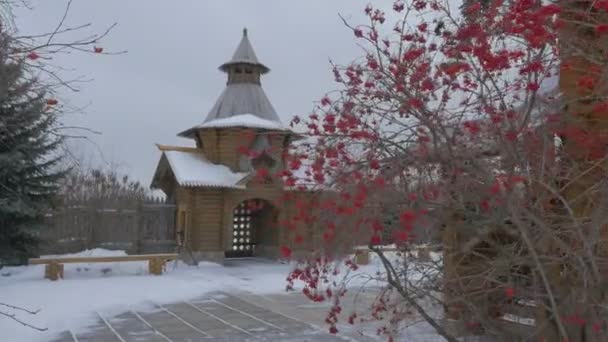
xmin=151 ymin=149 xmax=249 ymax=189
xmin=219 ymin=28 xmax=269 ymax=74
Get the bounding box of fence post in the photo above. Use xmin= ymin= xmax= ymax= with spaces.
xmin=88 ymin=205 xmax=96 ymax=250
xmin=134 ymin=201 xmax=142 ymax=254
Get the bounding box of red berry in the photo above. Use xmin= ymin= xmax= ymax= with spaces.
xmin=26 ymin=52 xmax=39 ymax=60
xmin=280 ymin=246 xmax=292 ymax=258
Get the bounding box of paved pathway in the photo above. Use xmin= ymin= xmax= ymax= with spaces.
xmin=51 ymin=291 xmax=382 ymax=342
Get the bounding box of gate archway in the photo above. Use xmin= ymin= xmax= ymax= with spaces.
xmin=226 ymin=198 xmax=278 ymax=258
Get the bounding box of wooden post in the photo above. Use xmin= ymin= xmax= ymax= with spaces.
xmin=149 ymin=257 xmax=165 ymax=275
xmin=45 ymin=261 xmax=64 ymax=281
xmin=149 ymin=257 xmax=158 ymax=275
xmin=354 ymin=250 xmax=370 ymax=265
xmin=135 ymin=202 xmax=144 ymax=254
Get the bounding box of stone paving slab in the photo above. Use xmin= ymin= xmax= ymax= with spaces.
xmin=107 ymin=312 xmax=162 ymax=342
xmin=75 ymin=322 xmax=120 ymax=342
xmin=190 ymin=300 xmax=281 ymax=333
xmin=163 ymin=302 xmax=234 ymax=336
xmin=51 ymin=291 xmax=370 ymax=342
xmin=236 ymin=292 xmax=382 ymax=342
xmin=140 ymin=307 xmax=212 ymax=340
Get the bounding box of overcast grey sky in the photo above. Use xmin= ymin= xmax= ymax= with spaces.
xmin=15 ymin=1 xmax=392 ymax=188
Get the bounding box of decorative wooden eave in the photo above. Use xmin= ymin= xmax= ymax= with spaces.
xmin=287 ymin=131 xmax=307 ymax=142
xmin=150 ymin=153 xmax=172 ymax=190
xmin=233 ymin=170 xmax=289 ymax=189
xmin=235 ymin=173 xmax=255 ymax=187
xmin=155 ymin=144 xmax=203 ymax=153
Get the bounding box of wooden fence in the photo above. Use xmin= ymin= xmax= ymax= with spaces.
xmin=36 ymin=197 xmax=177 ymax=255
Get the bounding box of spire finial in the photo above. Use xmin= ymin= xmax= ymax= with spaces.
xmin=217 ymin=27 xmax=270 ymax=75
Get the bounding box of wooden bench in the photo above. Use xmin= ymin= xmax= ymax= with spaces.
xmin=354 ymin=246 xmax=434 ymax=265
xmin=28 ymin=254 xmax=178 ymax=281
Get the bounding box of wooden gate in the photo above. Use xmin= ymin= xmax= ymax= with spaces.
xmin=226 ymin=202 xmax=255 ymax=258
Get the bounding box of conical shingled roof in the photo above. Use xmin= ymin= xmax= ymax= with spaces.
xmin=202 ymin=83 xmax=281 ymax=124
xmin=178 ymin=29 xmax=284 ymax=138
xmin=219 ymin=28 xmax=270 ymax=74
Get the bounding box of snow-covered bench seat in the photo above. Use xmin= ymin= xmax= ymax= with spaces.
xmin=353 ymin=245 xmax=433 ymax=265
xmin=28 ymin=253 xmax=178 ymax=281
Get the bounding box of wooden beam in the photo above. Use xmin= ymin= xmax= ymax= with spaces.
xmin=155 ymin=144 xmax=202 ymax=153
xmin=29 ymin=253 xmax=178 ymax=265
xmin=235 ymin=173 xmax=254 ymax=187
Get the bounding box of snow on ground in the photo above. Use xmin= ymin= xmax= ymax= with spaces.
xmin=0 ymin=248 xmax=391 ymax=342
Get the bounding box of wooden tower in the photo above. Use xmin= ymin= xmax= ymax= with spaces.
xmin=151 ymin=29 xmax=300 ymax=262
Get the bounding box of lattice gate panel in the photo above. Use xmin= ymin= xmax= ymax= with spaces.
xmin=226 ymin=203 xmax=255 ymax=257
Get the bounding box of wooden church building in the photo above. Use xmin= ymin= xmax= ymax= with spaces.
xmin=151 ymin=29 xmax=306 ymax=262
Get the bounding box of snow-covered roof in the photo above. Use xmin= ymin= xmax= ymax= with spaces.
xmin=196 ymin=113 xmax=288 ymax=131
xmin=219 ymin=28 xmax=269 ymax=74
xmin=152 ymin=150 xmax=249 ymax=189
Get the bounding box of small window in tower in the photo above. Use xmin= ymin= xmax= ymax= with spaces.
xmin=245 ymin=67 xmax=253 ymax=74
xmin=235 ymin=67 xmax=243 ymax=74
xmin=251 ymin=153 xmax=277 ymax=185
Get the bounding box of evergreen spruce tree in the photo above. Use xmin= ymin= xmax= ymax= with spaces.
xmin=0 ymin=31 xmax=64 ymax=265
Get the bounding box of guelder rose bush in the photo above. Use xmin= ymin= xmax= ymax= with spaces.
xmin=238 ymin=1 xmax=608 ymax=341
